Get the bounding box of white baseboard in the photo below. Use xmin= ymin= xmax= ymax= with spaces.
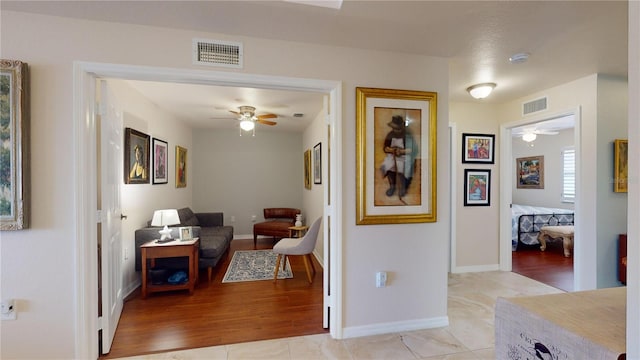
xmin=451 ymin=264 xmax=500 ymax=274
xmin=123 ymin=278 xmax=141 ymax=299
xmin=342 ymin=316 xmax=449 ymax=339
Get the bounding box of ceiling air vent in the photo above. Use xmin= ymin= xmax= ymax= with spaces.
xmin=192 ymin=38 xmax=243 ymax=68
xmin=522 ymin=96 xmax=548 ymax=116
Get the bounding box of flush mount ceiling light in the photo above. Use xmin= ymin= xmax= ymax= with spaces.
xmin=509 ymin=52 xmax=530 ymax=64
xmin=522 ymin=132 xmax=537 ymax=142
xmin=466 ymin=83 xmax=496 ymax=99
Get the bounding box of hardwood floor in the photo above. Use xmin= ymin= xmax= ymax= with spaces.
xmin=101 ymin=238 xmax=326 ymax=359
xmin=512 ymin=240 xmax=574 ymax=292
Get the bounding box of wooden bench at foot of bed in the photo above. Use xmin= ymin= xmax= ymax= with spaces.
xmin=495 ymin=287 xmax=626 ymax=360
xmin=538 ymin=225 xmax=574 ymax=257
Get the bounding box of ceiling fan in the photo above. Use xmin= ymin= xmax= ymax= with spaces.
xmin=230 ymin=105 xmax=278 ymax=132
xmin=512 ymin=127 xmax=559 ymax=142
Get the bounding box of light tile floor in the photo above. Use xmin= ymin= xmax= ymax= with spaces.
xmin=116 ymin=271 xmax=563 ymax=360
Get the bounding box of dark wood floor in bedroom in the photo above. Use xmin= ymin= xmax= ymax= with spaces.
xmin=100 ymin=238 xmax=326 ymax=359
xmin=512 ymin=240 xmax=574 ymax=292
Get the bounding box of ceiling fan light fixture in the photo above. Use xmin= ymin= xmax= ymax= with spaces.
xmin=466 ymin=83 xmax=496 ymax=99
xmin=522 ymin=133 xmax=537 ymax=142
xmin=240 ymin=119 xmax=255 ymax=131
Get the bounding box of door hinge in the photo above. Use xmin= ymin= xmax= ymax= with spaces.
xmin=96 ymin=102 xmax=106 ymax=116
xmin=96 ymin=210 xmax=103 ymax=224
xmin=97 ymin=316 xmax=103 ymax=331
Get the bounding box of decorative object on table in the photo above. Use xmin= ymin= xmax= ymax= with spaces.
xmin=304 ymin=148 xmax=312 ymax=189
xmin=175 ymin=145 xmax=187 ymax=188
xmin=0 ymin=59 xmax=30 ymax=230
xmin=179 ymin=226 xmax=193 ymax=240
xmin=313 ymin=142 xmax=322 ymax=184
xmin=295 ymin=214 xmax=303 ymax=227
xmin=464 ymin=169 xmax=491 ymax=206
xmin=461 ymin=133 xmax=495 ymax=164
xmin=222 ymin=250 xmax=292 ymax=283
xmin=152 ymin=137 xmax=168 ymax=184
xmin=516 ymin=155 xmax=544 ymax=189
xmin=151 ymin=209 xmax=180 ymax=242
xmin=124 ymin=127 xmax=150 ymax=184
xmin=356 ymin=87 xmax=437 ymax=224
xmin=613 ymin=139 xmax=628 ymax=193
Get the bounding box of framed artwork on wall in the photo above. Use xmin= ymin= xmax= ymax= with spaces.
xmin=304 ymin=148 xmax=312 ymax=189
xmin=176 ymin=145 xmax=187 ymax=188
xmin=613 ymin=139 xmax=628 ymax=193
xmin=462 ymin=133 xmax=495 ymax=164
xmin=355 ymin=87 xmax=437 ymax=224
xmin=516 ymin=155 xmax=544 ymax=189
xmin=124 ymin=128 xmax=150 ymax=184
xmin=464 ymin=169 xmax=491 ymax=206
xmin=0 ymin=59 xmax=30 ymax=230
xmin=152 ymin=138 xmax=168 ymax=184
xmin=313 ymin=142 xmax=322 ymax=184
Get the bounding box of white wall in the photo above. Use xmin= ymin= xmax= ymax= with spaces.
xmin=106 ymin=79 xmax=194 ymax=294
xmin=449 ymin=103 xmax=500 ymax=270
xmin=0 ymin=10 xmax=449 ymax=358
xmin=512 ymin=128 xmax=575 ymax=210
xmin=498 ymin=74 xmax=627 ymax=290
xmin=302 ymin=107 xmax=327 ymax=262
xmin=191 ymin=129 xmax=304 ymax=236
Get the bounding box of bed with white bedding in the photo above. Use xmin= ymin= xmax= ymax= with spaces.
xmin=511 ymin=204 xmax=574 ymax=250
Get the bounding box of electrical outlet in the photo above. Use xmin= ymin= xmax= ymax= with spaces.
xmin=123 ymin=247 xmax=129 ymax=260
xmin=376 ymin=272 xmax=387 ymax=288
xmin=251 ymin=215 xmax=257 ymax=222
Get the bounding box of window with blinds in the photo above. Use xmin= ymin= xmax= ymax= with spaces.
xmin=562 ymin=147 xmax=575 ymax=202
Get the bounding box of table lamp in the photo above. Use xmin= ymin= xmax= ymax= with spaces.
xmin=151 ymin=209 xmax=180 ymax=242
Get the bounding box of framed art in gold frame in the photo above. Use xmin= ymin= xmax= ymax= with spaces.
xmin=176 ymin=145 xmax=187 ymax=188
xmin=614 ymin=139 xmax=628 ymax=193
xmin=356 ymin=87 xmax=437 ymax=225
xmin=0 ymin=59 xmax=30 ymax=230
xmin=304 ymin=148 xmax=312 ymax=189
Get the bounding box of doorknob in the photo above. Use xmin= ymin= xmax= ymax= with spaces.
xmin=120 ymin=214 xmax=128 ymax=220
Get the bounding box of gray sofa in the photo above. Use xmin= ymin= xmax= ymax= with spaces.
xmin=135 ymin=207 xmax=233 ymax=282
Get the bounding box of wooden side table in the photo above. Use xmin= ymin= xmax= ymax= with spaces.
xmin=288 ymin=225 xmax=309 ymax=238
xmin=140 ymin=237 xmax=199 ymax=298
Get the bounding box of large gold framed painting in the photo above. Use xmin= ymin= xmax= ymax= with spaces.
xmin=356 ymin=87 xmax=437 ymax=225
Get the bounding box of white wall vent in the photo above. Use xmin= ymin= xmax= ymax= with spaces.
xmin=522 ymin=96 xmax=548 ymax=116
xmin=192 ymin=38 xmax=243 ymax=68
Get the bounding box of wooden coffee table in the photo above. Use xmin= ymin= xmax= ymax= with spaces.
xmin=140 ymin=237 xmax=199 ymax=298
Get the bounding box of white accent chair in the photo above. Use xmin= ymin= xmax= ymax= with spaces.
xmin=273 ymin=217 xmax=322 ymax=283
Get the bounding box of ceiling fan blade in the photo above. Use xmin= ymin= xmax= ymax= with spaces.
xmin=229 ymin=110 xmax=241 ymax=116
xmin=257 ymin=113 xmax=277 ymax=120
xmin=257 ymin=119 xmax=277 ymax=126
xmin=535 ymin=130 xmax=559 ymax=135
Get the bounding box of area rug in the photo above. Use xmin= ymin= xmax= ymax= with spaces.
xmin=222 ymin=250 xmax=292 ymax=283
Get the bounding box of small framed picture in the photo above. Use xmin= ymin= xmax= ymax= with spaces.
xmin=516 ymin=155 xmax=544 ymax=189
xmin=179 ymin=226 xmax=193 ymax=240
xmin=613 ymin=139 xmax=628 ymax=193
xmin=313 ymin=142 xmax=322 ymax=184
xmin=464 ymin=169 xmax=491 ymax=206
xmin=176 ymin=145 xmax=187 ymax=188
xmin=152 ymin=138 xmax=168 ymax=184
xmin=462 ymin=133 xmax=495 ymax=164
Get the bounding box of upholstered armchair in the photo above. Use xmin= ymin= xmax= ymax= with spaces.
xmin=252 ymin=208 xmax=301 ymax=248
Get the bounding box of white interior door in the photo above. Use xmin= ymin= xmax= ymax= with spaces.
xmin=99 ymin=80 xmax=124 ymax=354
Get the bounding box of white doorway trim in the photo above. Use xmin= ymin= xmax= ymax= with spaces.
xmin=449 ymin=122 xmax=457 ymax=272
xmin=73 ymin=62 xmax=343 ymax=359
xmin=499 ymin=107 xmax=584 ymax=291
